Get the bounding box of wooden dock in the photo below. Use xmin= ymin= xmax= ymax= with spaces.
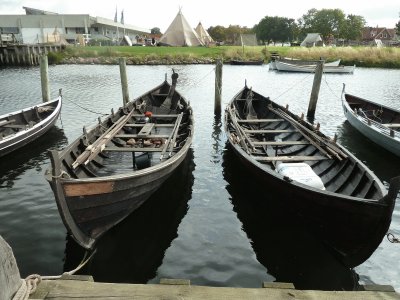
xmin=29 ymin=275 xmax=400 ymax=300
xmin=1 ymin=236 xmax=399 ymax=300
xmin=0 ymin=44 xmax=63 ymax=66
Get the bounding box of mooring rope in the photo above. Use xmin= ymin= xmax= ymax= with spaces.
xmin=273 ymin=72 xmax=313 ymax=101
xmin=387 ymin=233 xmax=400 ymax=243
xmin=322 ymin=74 xmax=342 ymax=101
xmin=12 ymin=249 xmax=97 ymax=300
xmin=64 ymin=96 xmax=108 ymax=116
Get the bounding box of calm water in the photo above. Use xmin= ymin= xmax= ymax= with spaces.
xmin=0 ymin=64 xmax=399 ymax=290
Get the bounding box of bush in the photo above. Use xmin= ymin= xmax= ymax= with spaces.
xmin=47 ymin=51 xmax=64 ymax=64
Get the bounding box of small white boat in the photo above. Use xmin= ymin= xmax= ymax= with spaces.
xmin=275 ymin=60 xmax=355 ymax=74
xmin=270 ymin=58 xmax=341 ymax=70
xmin=342 ymin=85 xmax=400 ymax=156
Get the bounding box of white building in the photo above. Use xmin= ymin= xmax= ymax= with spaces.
xmin=0 ymin=6 xmax=150 ymax=45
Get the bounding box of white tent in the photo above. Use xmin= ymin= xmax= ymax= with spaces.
xmin=300 ymin=33 xmax=325 ymax=47
xmin=159 ymin=10 xmax=203 ymax=46
xmin=194 ymin=22 xmax=213 ymax=45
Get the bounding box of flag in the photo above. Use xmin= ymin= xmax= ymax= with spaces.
xmin=120 ymin=10 xmax=124 ymax=24
xmin=114 ymin=6 xmax=117 ymax=22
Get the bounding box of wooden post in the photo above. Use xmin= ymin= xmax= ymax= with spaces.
xmin=119 ymin=57 xmax=130 ymax=106
xmin=307 ymin=60 xmax=324 ymax=122
xmin=214 ymin=59 xmax=223 ymax=115
xmin=40 ymin=55 xmax=50 ymax=102
xmin=0 ymin=235 xmax=22 ymax=300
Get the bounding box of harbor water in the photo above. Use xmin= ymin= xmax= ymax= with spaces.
xmin=0 ymin=64 xmax=399 ymax=290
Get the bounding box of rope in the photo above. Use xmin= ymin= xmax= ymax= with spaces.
xmin=387 ymin=233 xmax=400 ymax=243
xmin=323 ymin=74 xmax=341 ymax=101
xmin=12 ymin=249 xmax=97 ymax=300
xmin=273 ymin=73 xmax=313 ymax=101
xmin=64 ymin=97 xmax=108 ymax=116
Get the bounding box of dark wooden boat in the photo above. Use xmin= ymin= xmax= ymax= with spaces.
xmin=224 ymin=84 xmax=400 ymax=268
xmin=0 ymin=92 xmax=62 ymax=157
xmin=46 ymin=72 xmax=194 ymax=250
xmin=230 ymin=59 xmax=264 ymax=65
xmin=342 ymin=85 xmax=400 ymax=157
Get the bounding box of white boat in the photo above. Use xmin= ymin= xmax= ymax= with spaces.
xmin=269 ymin=58 xmax=341 ymax=70
xmin=342 ymin=85 xmax=400 ymax=156
xmin=275 ymin=60 xmax=355 ymax=74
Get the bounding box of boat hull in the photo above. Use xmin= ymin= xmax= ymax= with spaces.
xmin=275 ymin=60 xmax=355 ymax=73
xmin=47 ymin=75 xmax=194 ymax=249
xmin=342 ymin=93 xmax=400 ymax=157
xmin=227 ymin=142 xmax=393 ymax=268
xmin=224 ymin=86 xmax=398 ymax=268
xmin=0 ymin=97 xmax=62 ymax=157
xmin=49 ymin=143 xmax=190 ymax=249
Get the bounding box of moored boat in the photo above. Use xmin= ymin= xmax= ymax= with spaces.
xmin=0 ymin=92 xmax=62 ymax=157
xmin=269 ymin=58 xmax=341 ymax=70
xmin=231 ymin=59 xmax=264 ymax=65
xmin=342 ymin=85 xmax=400 ymax=156
xmin=46 ymin=72 xmax=194 ymax=249
xmin=275 ymin=60 xmax=355 ymax=74
xmin=224 ymin=83 xmax=399 ymax=267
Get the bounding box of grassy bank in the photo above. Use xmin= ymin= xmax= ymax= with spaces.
xmin=53 ymin=45 xmax=400 ymax=68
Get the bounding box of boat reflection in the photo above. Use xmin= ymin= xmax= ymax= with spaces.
xmin=0 ymin=125 xmax=68 ymax=188
xmin=222 ymin=145 xmax=359 ymax=290
xmin=63 ymin=148 xmax=195 ymax=283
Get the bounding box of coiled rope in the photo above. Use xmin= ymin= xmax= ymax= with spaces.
xmin=12 ymin=249 xmax=97 ymax=300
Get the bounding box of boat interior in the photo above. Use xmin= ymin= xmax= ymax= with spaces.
xmin=227 ymin=88 xmax=383 ymax=200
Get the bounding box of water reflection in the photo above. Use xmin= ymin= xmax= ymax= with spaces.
xmin=211 ymin=116 xmax=223 ymax=164
xmin=222 ymin=145 xmax=359 ymax=290
xmin=63 ymin=148 xmax=195 ymax=283
xmin=337 ymin=121 xmax=400 ymax=183
xmin=0 ymin=125 xmax=68 ymax=188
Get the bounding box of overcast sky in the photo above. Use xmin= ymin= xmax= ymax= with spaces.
xmin=1 ymin=0 xmax=399 ymax=31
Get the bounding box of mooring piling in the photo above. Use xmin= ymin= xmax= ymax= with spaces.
xmin=214 ymin=59 xmax=223 ymax=115
xmin=307 ymin=60 xmax=324 ymax=122
xmin=40 ymin=54 xmax=50 ymax=102
xmin=119 ymin=57 xmax=130 ymax=106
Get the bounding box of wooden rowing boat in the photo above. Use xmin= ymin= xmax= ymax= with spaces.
xmin=342 ymin=85 xmax=400 ymax=157
xmin=231 ymin=59 xmax=264 ymax=65
xmin=274 ymin=60 xmax=355 ymax=74
xmin=46 ymin=72 xmax=194 ymax=249
xmin=269 ymin=58 xmax=341 ymax=70
xmin=224 ymin=84 xmax=399 ymax=267
xmin=0 ymin=92 xmax=62 ymax=157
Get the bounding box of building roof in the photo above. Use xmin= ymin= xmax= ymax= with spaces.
xmin=362 ymin=27 xmax=396 ymax=41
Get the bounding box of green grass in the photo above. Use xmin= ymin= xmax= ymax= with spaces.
xmin=61 ymin=45 xmax=400 ymax=68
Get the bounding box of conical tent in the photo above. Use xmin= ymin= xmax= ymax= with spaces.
xmin=195 ymin=22 xmax=214 ymax=45
xmin=159 ymin=10 xmax=203 ymax=46
xmin=300 ymin=33 xmax=325 ymax=47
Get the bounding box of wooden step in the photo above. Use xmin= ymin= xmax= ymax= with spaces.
xmin=131 ymin=114 xmax=179 ymax=118
xmin=244 ymin=129 xmax=298 ymax=134
xmin=124 ymin=124 xmax=174 ymax=128
xmin=238 ymin=119 xmax=284 ymax=123
xmin=253 ymin=141 xmax=310 ymax=146
xmin=137 ymin=123 xmax=154 ymax=138
xmin=254 ymin=155 xmax=328 ymax=162
xmin=103 ymin=146 xmax=165 ymax=153
xmin=115 ymin=134 xmax=170 ymax=139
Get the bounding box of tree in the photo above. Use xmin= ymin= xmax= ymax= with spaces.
xmin=342 ymin=15 xmax=366 ymax=41
xmin=208 ymin=25 xmax=226 ymax=42
xmin=299 ymin=8 xmax=346 ymax=41
xmin=151 ymin=27 xmax=161 ymax=35
xmin=396 ymin=12 xmax=400 ymax=35
xmin=254 ymin=16 xmax=297 ymax=44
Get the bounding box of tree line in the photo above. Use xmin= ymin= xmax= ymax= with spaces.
xmin=207 ymin=8 xmax=399 ymax=45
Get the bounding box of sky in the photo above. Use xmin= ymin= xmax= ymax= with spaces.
xmin=0 ymin=0 xmax=399 ymax=32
